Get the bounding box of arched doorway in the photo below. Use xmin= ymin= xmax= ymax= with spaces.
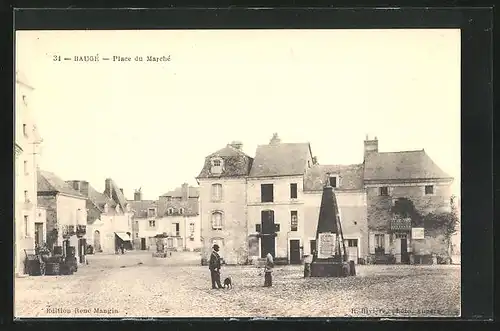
xmin=94 ymin=230 xmax=101 ymax=252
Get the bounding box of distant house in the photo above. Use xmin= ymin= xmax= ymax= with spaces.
xmin=66 ymin=179 xmax=133 ymax=254
xmin=37 ymin=170 xmax=88 ymax=264
xmin=129 ymin=184 xmax=201 ymax=252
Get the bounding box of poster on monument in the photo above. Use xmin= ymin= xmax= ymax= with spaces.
xmin=317 ymin=232 xmax=336 ymax=258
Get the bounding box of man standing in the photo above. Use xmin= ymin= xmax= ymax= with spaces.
xmin=209 ymin=244 xmax=223 ymax=289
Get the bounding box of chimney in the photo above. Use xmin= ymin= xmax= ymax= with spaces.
xmin=269 ymin=133 xmax=281 ymax=145
xmin=134 ymin=189 xmax=142 ymax=201
xmin=181 ymin=183 xmax=189 ymax=201
xmin=228 ymin=141 xmax=243 ymax=151
xmin=104 ymin=178 xmax=113 ymax=198
xmin=364 ymin=135 xmax=379 ymax=160
xmin=80 ymin=181 xmax=89 ymax=197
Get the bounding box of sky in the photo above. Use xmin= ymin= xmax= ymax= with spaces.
xmin=15 ymin=29 xmax=461 ymax=200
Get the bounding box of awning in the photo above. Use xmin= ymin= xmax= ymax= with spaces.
xmin=115 ymin=232 xmax=131 ymax=241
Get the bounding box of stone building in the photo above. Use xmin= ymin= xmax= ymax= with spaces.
xmin=128 ymin=184 xmax=201 ymax=252
xmin=196 ymin=134 xmax=455 ymax=265
xmin=196 ymin=141 xmax=253 ymax=265
xmin=15 ymin=71 xmax=43 ymax=276
xmin=363 ymin=136 xmax=454 ymax=263
xmin=37 ymin=170 xmax=88 ymax=264
xmin=66 ymin=179 xmax=133 ymax=254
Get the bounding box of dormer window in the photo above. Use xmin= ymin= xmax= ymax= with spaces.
xmin=147 ymin=208 xmax=156 ymax=218
xmin=167 ymin=208 xmax=174 ymax=215
xmin=179 ymin=208 xmax=185 ymax=215
xmin=210 ymin=157 xmax=224 ymax=175
xmin=329 ymin=175 xmax=339 ymax=188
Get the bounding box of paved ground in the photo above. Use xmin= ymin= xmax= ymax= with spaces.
xmin=15 ymin=251 xmax=460 ymax=318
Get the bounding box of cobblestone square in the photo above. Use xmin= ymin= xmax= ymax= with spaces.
xmin=15 ymin=251 xmax=460 ymax=318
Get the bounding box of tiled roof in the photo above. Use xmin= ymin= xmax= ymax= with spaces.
xmin=104 ymin=178 xmax=129 ymax=210
xmin=157 ymin=197 xmax=199 ymax=217
xmin=197 ymin=145 xmax=253 ymax=179
xmin=304 ymin=164 xmax=364 ymax=191
xmin=364 ymin=150 xmax=452 ymax=181
xmin=87 ymin=184 xmax=116 ymax=210
xmin=37 ymin=170 xmax=86 ymax=198
xmin=128 ymin=200 xmax=158 ymax=218
xmin=249 ymin=143 xmax=312 ymax=178
xmin=161 ymin=186 xmax=200 ymax=198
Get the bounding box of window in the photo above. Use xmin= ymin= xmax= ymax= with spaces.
xmin=261 ymin=184 xmax=274 ymax=203
xmin=211 ymin=183 xmax=223 ymax=201
xmin=135 ymin=233 xmax=139 ymax=238
xmin=425 ymin=185 xmax=434 ymax=195
xmin=290 ymin=211 xmax=298 ymax=231
xmin=179 ymin=208 xmax=184 ymax=215
xmin=135 ymin=221 xmax=139 ymax=227
xmin=22 ymin=124 xmax=28 ymax=137
xmin=189 ymin=223 xmax=195 ymax=234
xmin=24 ymin=216 xmax=29 ymax=237
xmin=290 ymin=183 xmax=298 ymax=199
xmin=166 ymin=196 xmax=172 ymax=201
xmin=211 ymin=211 xmax=223 ymax=230
xmin=379 ymin=187 xmax=389 ymax=196
xmin=329 ymin=176 xmax=338 ymax=188
xmin=307 ymin=160 xmax=311 ymax=168
xmin=211 ymin=157 xmax=223 ymax=174
xmin=174 ymin=223 xmax=180 ymax=236
xmin=375 ymin=234 xmax=385 ymax=253
xmin=24 ymin=190 xmax=29 ymax=203
xmin=149 ymin=220 xmax=156 ymax=227
xmin=147 ymin=208 xmax=156 ymax=218
xmin=395 ymin=233 xmax=407 ymax=239
xmin=347 ymin=239 xmax=358 ymax=247
xmin=23 ymin=160 xmax=28 ymax=175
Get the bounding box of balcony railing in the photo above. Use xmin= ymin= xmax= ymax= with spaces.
xmin=62 ymin=225 xmax=76 ymax=238
xmin=76 ymin=224 xmax=87 ymax=237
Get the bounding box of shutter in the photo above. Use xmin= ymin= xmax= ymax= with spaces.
xmin=384 ymin=234 xmax=390 ymax=254
xmin=256 ymin=224 xmax=261 ymax=232
xmin=369 ymin=233 xmax=375 ymax=254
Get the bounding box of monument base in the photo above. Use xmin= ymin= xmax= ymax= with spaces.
xmin=310 ymin=261 xmax=355 ymax=277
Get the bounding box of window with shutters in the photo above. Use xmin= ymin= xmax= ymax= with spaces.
xmin=261 ymin=184 xmax=274 ymax=203
xmin=290 ymin=211 xmax=298 ymax=231
xmin=375 ymin=234 xmax=385 ymax=254
xmin=211 ymin=211 xmax=223 ymax=230
xmin=211 ymin=183 xmax=223 ymax=201
xmin=210 ymin=157 xmax=224 ymax=175
xmin=379 ymin=187 xmax=389 ymax=196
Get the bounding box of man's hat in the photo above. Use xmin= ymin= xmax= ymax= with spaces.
xmin=213 ymin=244 xmax=219 ymax=249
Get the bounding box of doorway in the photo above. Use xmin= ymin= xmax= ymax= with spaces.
xmin=141 ymin=238 xmax=146 ymax=250
xmin=93 ymin=230 xmax=101 ymax=252
xmin=289 ymin=240 xmax=301 ymax=264
xmin=260 ymin=210 xmax=276 ymax=258
xmin=34 ymin=222 xmax=44 ymax=246
xmin=346 ymin=239 xmax=359 ymax=264
xmin=401 ymin=238 xmax=409 ymax=264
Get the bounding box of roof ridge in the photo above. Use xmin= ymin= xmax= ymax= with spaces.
xmin=377 ymin=149 xmax=425 ymax=154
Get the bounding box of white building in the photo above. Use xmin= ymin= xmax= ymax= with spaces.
xmin=15 ymin=71 xmax=43 ymax=276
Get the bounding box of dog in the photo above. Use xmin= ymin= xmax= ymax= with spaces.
xmin=223 ymin=276 xmax=233 ymax=289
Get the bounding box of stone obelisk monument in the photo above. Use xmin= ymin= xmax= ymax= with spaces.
xmin=310 ymin=177 xmax=355 ymax=277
